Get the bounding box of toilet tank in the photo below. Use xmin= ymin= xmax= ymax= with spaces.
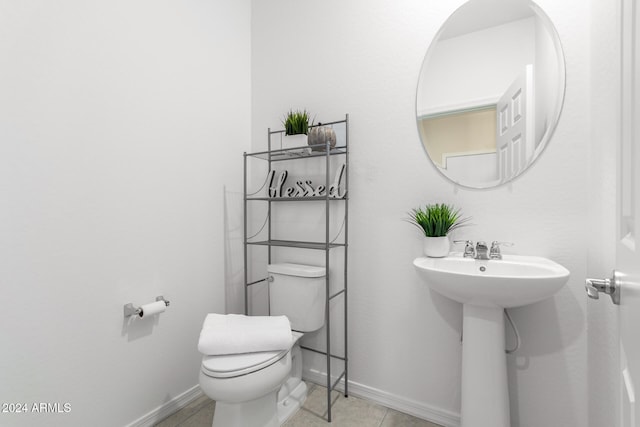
xmin=267 ymin=263 xmax=326 ymax=332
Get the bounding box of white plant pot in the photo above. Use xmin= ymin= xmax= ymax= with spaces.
xmin=282 ymin=134 xmax=307 ymax=150
xmin=423 ymin=236 xmax=450 ymax=258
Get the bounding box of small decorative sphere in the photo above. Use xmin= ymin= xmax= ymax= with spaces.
xmin=308 ymin=126 xmax=337 ymax=152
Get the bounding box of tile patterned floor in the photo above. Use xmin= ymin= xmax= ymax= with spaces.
xmin=154 ymin=383 xmax=443 ymax=427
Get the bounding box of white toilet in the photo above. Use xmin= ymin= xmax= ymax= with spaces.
xmin=199 ymin=263 xmax=326 ymax=427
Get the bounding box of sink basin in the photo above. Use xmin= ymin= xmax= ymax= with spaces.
xmin=413 ymin=252 xmax=570 ymax=427
xmin=413 ymin=253 xmax=570 ymax=308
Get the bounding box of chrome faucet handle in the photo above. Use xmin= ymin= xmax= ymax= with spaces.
xmin=489 ymin=241 xmax=514 ymax=260
xmin=453 ymin=239 xmax=474 ymax=245
xmin=453 ymin=240 xmax=475 ymax=258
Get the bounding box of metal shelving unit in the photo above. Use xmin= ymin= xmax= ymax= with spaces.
xmin=243 ymin=114 xmax=349 ymax=423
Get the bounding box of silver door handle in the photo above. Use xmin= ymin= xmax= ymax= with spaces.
xmin=585 ymin=270 xmax=620 ymax=305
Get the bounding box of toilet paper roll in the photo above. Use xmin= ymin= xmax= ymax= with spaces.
xmin=139 ymin=301 xmax=166 ymax=318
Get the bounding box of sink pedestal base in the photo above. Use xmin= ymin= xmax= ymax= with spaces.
xmin=461 ymin=304 xmax=510 ymax=427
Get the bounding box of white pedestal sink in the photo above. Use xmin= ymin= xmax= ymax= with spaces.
xmin=413 ymin=253 xmax=570 ymax=427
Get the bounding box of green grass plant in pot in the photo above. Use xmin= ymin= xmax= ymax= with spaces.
xmin=407 ymin=203 xmax=471 ymax=257
xmin=281 ymin=109 xmax=311 ymax=150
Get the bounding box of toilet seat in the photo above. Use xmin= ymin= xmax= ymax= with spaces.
xmin=202 ymin=349 xmax=289 ymax=379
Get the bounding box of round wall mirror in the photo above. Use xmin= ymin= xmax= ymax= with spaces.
xmin=416 ymin=0 xmax=566 ymax=189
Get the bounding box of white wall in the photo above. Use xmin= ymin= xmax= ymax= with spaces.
xmin=252 ymin=1 xmax=589 ymax=426
xmin=0 ymin=1 xmax=250 ymax=426
xmin=587 ymin=0 xmax=619 ymax=426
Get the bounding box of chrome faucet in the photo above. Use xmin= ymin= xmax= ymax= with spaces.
xmin=475 ymin=241 xmax=489 ymax=260
xmin=489 ymin=241 xmax=514 ymax=260
xmin=455 ymin=240 xmax=514 ymax=260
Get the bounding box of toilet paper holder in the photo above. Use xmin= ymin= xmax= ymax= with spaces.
xmin=123 ymin=296 xmax=171 ymax=318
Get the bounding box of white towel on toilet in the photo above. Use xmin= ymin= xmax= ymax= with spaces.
xmin=198 ymin=313 xmax=292 ymax=355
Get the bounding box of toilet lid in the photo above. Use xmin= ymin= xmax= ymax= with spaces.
xmin=201 ymin=349 xmax=288 ymax=379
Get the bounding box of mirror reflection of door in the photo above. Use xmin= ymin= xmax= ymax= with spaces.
xmin=416 ymin=0 xmax=565 ymax=189
xmin=418 ymin=65 xmax=534 ymax=186
xmin=497 ymin=64 xmax=534 ymax=183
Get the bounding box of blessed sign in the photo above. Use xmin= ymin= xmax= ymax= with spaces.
xmin=267 ymin=164 xmax=346 ymax=199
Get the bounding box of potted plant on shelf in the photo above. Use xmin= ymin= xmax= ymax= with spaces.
xmin=281 ymin=109 xmax=311 ymax=150
xmin=407 ymin=203 xmax=471 ymax=257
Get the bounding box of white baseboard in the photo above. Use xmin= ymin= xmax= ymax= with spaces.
xmin=124 ymin=372 xmax=461 ymax=427
xmin=304 ymin=369 xmax=460 ymax=427
xmin=125 ymin=385 xmax=204 ymax=427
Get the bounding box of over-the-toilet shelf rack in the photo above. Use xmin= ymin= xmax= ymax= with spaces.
xmin=243 ymin=114 xmax=349 ymax=423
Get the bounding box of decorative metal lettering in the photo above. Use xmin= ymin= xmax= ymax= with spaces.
xmin=267 ymin=164 xmax=346 ymax=199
